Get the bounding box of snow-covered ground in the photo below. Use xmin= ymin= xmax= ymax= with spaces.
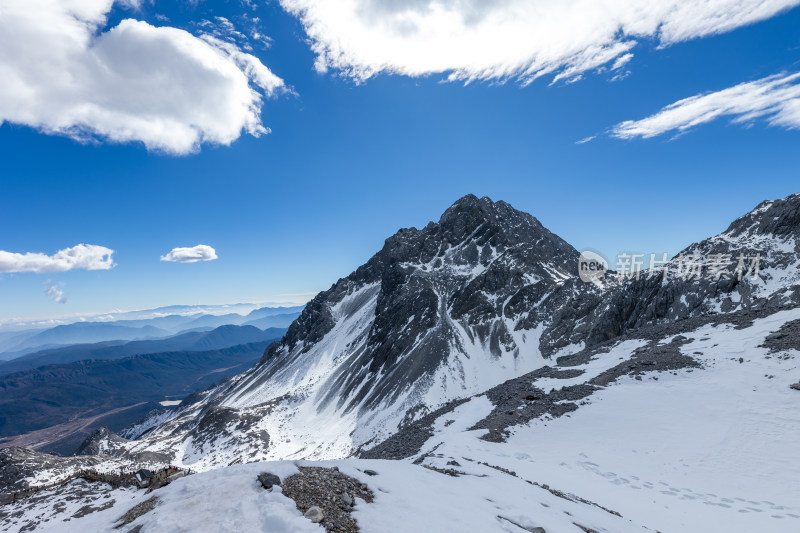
xmin=3 ymin=458 xmax=650 ymax=533
xmin=414 ymin=308 xmax=800 ymax=533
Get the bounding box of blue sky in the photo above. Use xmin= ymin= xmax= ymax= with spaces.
xmin=1 ymin=0 xmax=799 ymax=323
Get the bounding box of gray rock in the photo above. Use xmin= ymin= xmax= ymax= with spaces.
xmin=281 ymin=467 xmax=373 ymax=533
xmin=257 ymin=472 xmax=281 ymax=490
xmin=304 ymin=505 xmax=324 ymax=523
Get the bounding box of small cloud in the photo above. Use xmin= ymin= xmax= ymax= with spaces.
xmin=45 ymin=280 xmax=67 ymax=304
xmin=0 ymin=244 xmax=115 ymax=273
xmin=611 ymin=71 xmax=800 ymax=139
xmin=611 ymin=53 xmax=634 ymax=71
xmin=576 ymin=135 xmax=596 ymax=145
xmin=161 ymin=244 xmax=218 ymax=263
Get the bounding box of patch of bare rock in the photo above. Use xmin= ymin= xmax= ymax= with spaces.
xmin=260 ymin=466 xmax=374 ymax=533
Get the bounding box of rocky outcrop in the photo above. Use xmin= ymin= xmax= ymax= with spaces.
xmin=73 ymin=427 xmax=130 ymax=457
xmin=281 ymin=466 xmax=374 ymax=533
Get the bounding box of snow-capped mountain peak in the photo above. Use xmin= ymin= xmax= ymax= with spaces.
xmin=88 ymin=194 xmax=800 ymax=471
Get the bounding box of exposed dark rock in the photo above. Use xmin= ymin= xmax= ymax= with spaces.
xmin=257 ymin=472 xmax=281 ymax=490
xmin=255 ymin=195 xmax=580 ymax=415
xmin=0 ymin=478 xmax=122 ymax=531
xmin=281 ymin=467 xmax=374 ymax=533
xmin=497 ymin=517 xmax=546 ymax=533
xmin=73 ymin=427 xmax=130 ymax=457
xmin=359 ymin=399 xmax=469 ymax=460
xmin=589 ymin=336 xmax=700 ymax=387
xmin=761 ymin=319 xmax=800 ymax=353
xmin=113 ymin=496 xmax=159 ymax=529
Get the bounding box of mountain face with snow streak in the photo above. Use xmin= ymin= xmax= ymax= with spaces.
xmin=109 ymin=193 xmax=800 ymax=468
xmin=122 ymin=195 xmax=583 ymax=464
xmin=537 ymin=192 xmax=800 ymax=354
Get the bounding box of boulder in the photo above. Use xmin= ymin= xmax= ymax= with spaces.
xmin=304 ymin=506 xmax=324 ymax=523
xmin=257 ymin=472 xmax=281 ymax=490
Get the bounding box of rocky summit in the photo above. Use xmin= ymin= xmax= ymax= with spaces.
xmin=67 ymin=192 xmax=800 ymax=468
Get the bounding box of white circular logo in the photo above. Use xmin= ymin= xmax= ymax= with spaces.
xmin=578 ymin=251 xmax=608 ymax=282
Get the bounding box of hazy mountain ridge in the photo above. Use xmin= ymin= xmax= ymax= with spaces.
xmin=0 ymin=306 xmax=304 ymax=359
xmin=0 ymin=335 xmax=285 ymax=454
xmin=0 ymin=325 xmax=287 ymax=377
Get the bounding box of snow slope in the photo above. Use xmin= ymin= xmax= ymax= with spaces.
xmin=410 ymin=308 xmax=800 ymax=533
xmin=2 ymin=458 xmax=652 ymax=533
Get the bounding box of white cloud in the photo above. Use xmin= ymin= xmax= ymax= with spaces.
xmin=0 ymin=244 xmax=115 ymax=274
xmin=161 ymin=245 xmax=218 ymax=263
xmin=0 ymin=0 xmax=284 ymax=154
xmin=279 ymin=0 xmax=800 ymax=83
xmin=611 ymin=72 xmax=800 ymax=139
xmin=45 ymin=281 xmax=67 ymax=304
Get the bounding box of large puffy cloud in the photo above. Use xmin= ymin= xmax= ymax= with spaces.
xmin=0 ymin=244 xmax=115 ymax=273
xmin=0 ymin=0 xmax=284 ymax=154
xmin=611 ymin=72 xmax=800 ymax=139
xmin=279 ymin=0 xmax=800 ymax=83
xmin=160 ymin=245 xmax=218 ymax=263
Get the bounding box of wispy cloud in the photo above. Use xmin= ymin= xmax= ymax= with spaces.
xmin=279 ymin=0 xmax=800 ymax=84
xmin=0 ymin=244 xmax=115 ymax=274
xmin=44 ymin=281 xmax=67 ymax=304
xmin=161 ymin=245 xmax=218 ymax=263
xmin=0 ymin=0 xmax=284 ymax=154
xmin=611 ymin=72 xmax=800 ymax=139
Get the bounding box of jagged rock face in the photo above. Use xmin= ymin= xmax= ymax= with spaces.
xmin=274 ymin=195 xmax=576 ymax=403
xmin=538 ymin=193 xmax=800 ymax=353
xmin=73 ymin=427 xmax=130 ymax=457
xmin=115 ymin=196 xmax=584 ymax=464
xmin=242 ymin=196 xmax=580 ymax=416
xmin=279 ymin=194 xmax=577 ymax=358
xmin=105 ymin=193 xmax=800 ymax=466
xmin=71 ymin=427 xmax=170 ymax=465
xmin=0 ymin=446 xmax=128 ymax=493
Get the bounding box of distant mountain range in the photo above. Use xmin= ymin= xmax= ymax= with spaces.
xmin=0 ymin=306 xmax=303 ymax=454
xmin=0 ymin=305 xmax=304 ymax=359
xmin=0 ymin=325 xmax=287 ymax=376
xmin=0 ymin=335 xmax=285 ymax=454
